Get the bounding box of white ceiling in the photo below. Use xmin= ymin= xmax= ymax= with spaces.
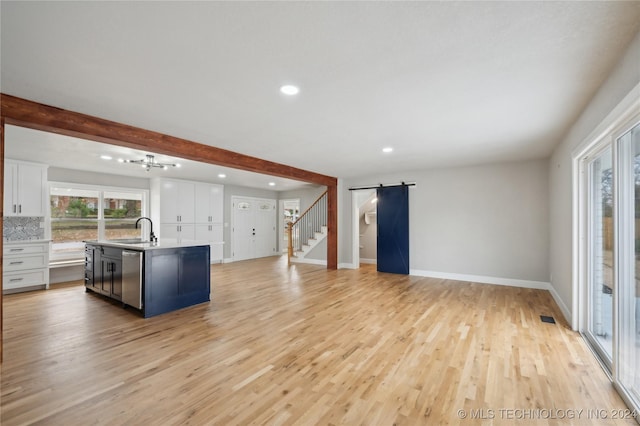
xmin=1 ymin=1 xmax=639 ymax=180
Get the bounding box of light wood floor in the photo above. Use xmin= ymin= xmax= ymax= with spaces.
xmin=1 ymin=256 xmax=635 ymax=425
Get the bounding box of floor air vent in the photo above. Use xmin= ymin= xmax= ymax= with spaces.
xmin=540 ymin=315 xmax=556 ymax=324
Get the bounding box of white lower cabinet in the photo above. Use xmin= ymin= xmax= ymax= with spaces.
xmin=194 ymin=224 xmax=224 ymax=263
xmin=3 ymin=241 xmax=50 ymax=292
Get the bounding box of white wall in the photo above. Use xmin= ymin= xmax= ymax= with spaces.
xmin=339 ymin=159 xmax=550 ymax=284
xmin=549 ymin=31 xmax=640 ymax=323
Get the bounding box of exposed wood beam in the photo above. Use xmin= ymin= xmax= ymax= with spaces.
xmin=0 ymin=94 xmax=337 ymax=187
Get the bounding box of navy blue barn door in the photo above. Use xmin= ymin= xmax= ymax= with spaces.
xmin=376 ymin=185 xmax=409 ymax=274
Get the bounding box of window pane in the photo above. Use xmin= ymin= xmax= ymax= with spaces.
xmin=103 ymin=191 xmax=142 ymax=219
xmin=104 ymin=219 xmax=141 ymax=240
xmin=103 ymin=192 xmax=143 ymax=240
xmin=615 ymin=122 xmax=640 ymax=408
xmin=51 ymin=219 xmax=99 ymax=251
xmin=588 ymin=147 xmax=613 ymax=361
xmin=50 ymin=190 xmax=99 ymax=252
xmin=50 ymin=195 xmax=98 ymax=219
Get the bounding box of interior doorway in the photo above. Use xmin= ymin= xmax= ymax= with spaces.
xmin=280 ymin=198 xmax=300 ymax=253
xmin=352 ymin=189 xmax=377 ymax=268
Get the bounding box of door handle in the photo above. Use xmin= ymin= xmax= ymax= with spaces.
xmin=18 ymin=204 xmax=22 ymax=213
xmin=13 ymin=204 xmax=16 ymax=213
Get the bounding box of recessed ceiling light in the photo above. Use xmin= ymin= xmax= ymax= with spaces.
xmin=280 ymin=85 xmax=299 ymax=96
xmin=382 ymin=147 xmax=393 ymax=153
xmin=268 ymin=182 xmax=276 ymax=186
xmin=100 ymin=155 xmax=112 ymax=160
xmin=117 ymin=158 xmax=124 ymax=163
xmin=371 ymin=198 xmax=378 ymax=204
xmin=218 ymin=173 xmax=226 ymax=178
xmin=175 ymin=163 xmax=181 ymax=168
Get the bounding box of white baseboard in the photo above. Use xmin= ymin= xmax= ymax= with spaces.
xmin=409 ymin=269 xmax=551 ymax=290
xmin=339 ymin=263 xmax=357 ymax=269
xmin=290 ymin=257 xmax=327 ymax=266
xmin=359 ymin=258 xmax=376 ymax=264
xmin=223 ymin=257 xmax=234 ymax=264
xmin=548 ymin=283 xmax=573 ymax=326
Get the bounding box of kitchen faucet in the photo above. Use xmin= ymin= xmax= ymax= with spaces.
xmin=135 ymin=217 xmax=157 ymax=243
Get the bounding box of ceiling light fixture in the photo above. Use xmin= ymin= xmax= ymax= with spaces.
xmin=382 ymin=147 xmax=393 ymax=153
xmin=218 ymin=173 xmax=227 ymax=178
xmin=280 ymin=85 xmax=299 ymax=95
xmin=123 ymin=154 xmax=178 ymax=172
xmin=268 ymin=182 xmax=276 ymax=186
xmin=100 ymin=155 xmax=112 ymax=160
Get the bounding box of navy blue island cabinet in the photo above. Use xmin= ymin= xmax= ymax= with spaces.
xmin=85 ymin=240 xmax=210 ymax=318
xmin=143 ymin=245 xmax=210 ymax=317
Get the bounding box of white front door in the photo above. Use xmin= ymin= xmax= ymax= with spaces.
xmin=232 ymin=197 xmax=277 ymax=261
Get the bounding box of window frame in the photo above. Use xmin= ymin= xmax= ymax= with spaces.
xmin=48 ymin=181 xmax=149 ymax=261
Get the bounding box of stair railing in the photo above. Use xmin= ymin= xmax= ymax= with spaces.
xmin=288 ymin=190 xmax=328 ymax=264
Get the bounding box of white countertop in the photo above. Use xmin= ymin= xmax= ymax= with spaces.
xmin=84 ymin=239 xmax=211 ymax=251
xmin=4 ymin=239 xmax=51 ymax=244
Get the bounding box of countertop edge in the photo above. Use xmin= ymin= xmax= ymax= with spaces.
xmin=84 ymin=240 xmax=211 ymax=251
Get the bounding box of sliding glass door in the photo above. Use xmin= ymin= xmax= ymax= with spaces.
xmin=616 ymin=122 xmax=640 ymax=407
xmin=585 ymin=146 xmax=614 ymax=367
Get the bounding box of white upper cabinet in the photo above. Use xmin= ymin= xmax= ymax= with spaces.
xmin=157 ymin=179 xmax=195 ymax=223
xmin=195 ymin=183 xmax=224 ymax=224
xmin=151 ymin=179 xmax=224 ymax=241
xmin=4 ymin=160 xmax=48 ymax=217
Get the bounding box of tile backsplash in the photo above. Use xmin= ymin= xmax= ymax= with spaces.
xmin=3 ymin=216 xmax=45 ymax=241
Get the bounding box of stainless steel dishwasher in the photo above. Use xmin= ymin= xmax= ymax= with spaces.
xmin=122 ymin=250 xmax=143 ymax=309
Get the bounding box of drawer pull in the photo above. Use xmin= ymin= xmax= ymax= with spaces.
xmin=9 ymin=278 xmax=23 ymax=282
xmin=10 ymin=261 xmax=24 ymax=265
xmin=9 ymin=248 xmax=25 ymax=252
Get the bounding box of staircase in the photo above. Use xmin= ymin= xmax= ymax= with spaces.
xmin=288 ymin=190 xmax=328 ymax=264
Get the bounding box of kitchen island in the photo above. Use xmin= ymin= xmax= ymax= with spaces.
xmin=84 ymin=239 xmax=210 ymax=318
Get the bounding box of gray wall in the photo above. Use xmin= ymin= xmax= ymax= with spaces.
xmin=48 ymin=167 xmax=150 ymax=189
xmin=549 ymin=31 xmax=640 ymax=323
xmin=339 ymin=158 xmax=550 ymax=282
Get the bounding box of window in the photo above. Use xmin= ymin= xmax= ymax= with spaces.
xmin=50 ymin=183 xmax=148 ymax=259
xmin=577 ymin=114 xmax=640 ymax=415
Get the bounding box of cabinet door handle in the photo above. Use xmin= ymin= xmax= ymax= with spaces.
xmin=10 ymin=278 xmax=23 ymax=282
xmin=13 ymin=204 xmax=16 ymax=213
xmin=18 ymin=204 xmax=22 ymax=213
xmin=10 ymin=261 xmax=24 ymax=265
xmin=10 ymin=248 xmax=24 ymax=252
